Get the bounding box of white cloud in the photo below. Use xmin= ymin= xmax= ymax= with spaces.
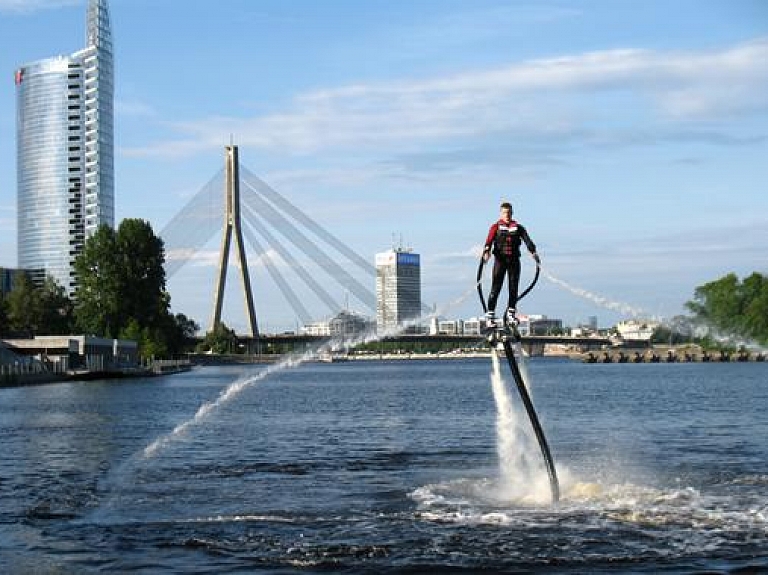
xmin=123 ymin=38 xmax=768 ymax=160
xmin=115 ymin=100 xmax=156 ymax=118
xmin=0 ymin=0 xmax=79 ymax=14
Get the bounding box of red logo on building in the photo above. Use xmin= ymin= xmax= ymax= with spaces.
xmin=15 ymin=69 xmax=24 ymax=85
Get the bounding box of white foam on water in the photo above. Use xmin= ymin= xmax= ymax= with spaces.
xmin=411 ymin=477 xmax=768 ymax=541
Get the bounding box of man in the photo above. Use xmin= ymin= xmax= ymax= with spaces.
xmin=482 ymin=201 xmax=540 ymax=326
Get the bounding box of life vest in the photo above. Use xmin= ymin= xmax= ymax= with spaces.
xmin=494 ymin=220 xmax=523 ymax=258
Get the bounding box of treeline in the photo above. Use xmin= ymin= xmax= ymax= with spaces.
xmin=684 ymin=272 xmax=768 ymax=346
xmin=651 ymin=272 xmax=768 ymax=348
xmin=0 ymin=219 xmax=198 ymax=359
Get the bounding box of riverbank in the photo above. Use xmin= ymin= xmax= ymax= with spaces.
xmin=580 ymin=347 xmax=767 ymax=363
xmin=0 ymin=359 xmax=193 ymax=387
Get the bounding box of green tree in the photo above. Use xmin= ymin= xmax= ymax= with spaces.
xmin=38 ymin=276 xmax=74 ymax=334
xmin=686 ymin=272 xmax=768 ymax=345
xmin=74 ymin=225 xmax=121 ymax=337
xmin=114 ymin=218 xmax=169 ymax=330
xmin=6 ymin=271 xmax=42 ymax=335
xmin=740 ymin=273 xmax=768 ymax=340
xmin=198 ymin=322 xmax=238 ymax=354
xmin=0 ymin=295 xmax=8 ymax=336
xmin=73 ymin=218 xmax=197 ymax=359
xmin=166 ymin=313 xmax=200 ymax=355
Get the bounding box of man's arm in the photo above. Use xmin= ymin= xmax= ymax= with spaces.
xmin=483 ymin=223 xmax=497 ymax=261
xmin=484 ymin=223 xmax=498 ymax=250
xmin=520 ymin=226 xmax=540 ymax=262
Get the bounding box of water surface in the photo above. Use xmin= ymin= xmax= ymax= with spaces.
xmin=1 ymin=359 xmax=766 ymax=573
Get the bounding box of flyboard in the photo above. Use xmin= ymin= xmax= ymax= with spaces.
xmin=477 ymin=257 xmax=560 ymax=503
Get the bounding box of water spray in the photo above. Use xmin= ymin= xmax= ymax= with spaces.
xmin=477 ymin=256 xmax=560 ymax=504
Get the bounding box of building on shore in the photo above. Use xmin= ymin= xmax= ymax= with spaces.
xmin=300 ymin=310 xmax=373 ymax=338
xmin=518 ymin=314 xmax=563 ymax=336
xmin=615 ymin=319 xmax=659 ymax=344
xmin=15 ymin=0 xmax=114 ymax=293
xmin=2 ymin=335 xmax=137 ymax=372
xmin=375 ymin=247 xmax=421 ymax=334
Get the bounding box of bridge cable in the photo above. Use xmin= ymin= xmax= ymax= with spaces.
xmin=241 ymin=168 xmax=376 ymax=276
xmin=239 ymin=220 xmax=313 ymax=325
xmin=160 ymin=169 xmax=225 ymax=278
xmin=241 ymin=181 xmax=375 ymax=310
xmin=241 ymin=202 xmax=343 ymax=314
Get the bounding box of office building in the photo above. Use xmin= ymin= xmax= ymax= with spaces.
xmin=15 ymin=0 xmax=114 ymax=293
xmin=375 ymin=248 xmax=421 ymax=333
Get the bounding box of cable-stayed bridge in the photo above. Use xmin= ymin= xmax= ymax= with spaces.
xmin=160 ymin=146 xmax=380 ymax=335
xmin=159 ymin=146 xmax=612 ymax=355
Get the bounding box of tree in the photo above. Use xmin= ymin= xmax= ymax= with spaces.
xmin=6 ymin=271 xmax=42 ymax=335
xmin=74 ymin=218 xmax=197 ymax=358
xmin=686 ymin=272 xmax=768 ymax=345
xmin=114 ymin=218 xmax=168 ymax=330
xmin=2 ymin=273 xmax=74 ymax=336
xmin=740 ymin=273 xmax=768 ymax=340
xmin=0 ymin=295 xmax=8 ymax=336
xmin=166 ymin=313 xmax=200 ymax=355
xmin=74 ymin=225 xmax=121 ymax=337
xmin=38 ymin=276 xmax=74 ymax=335
xmin=197 ymin=322 xmax=238 ymax=354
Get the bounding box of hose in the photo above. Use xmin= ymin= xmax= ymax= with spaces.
xmin=477 ymin=253 xmax=559 ymax=503
xmin=476 ymin=255 xmax=540 ymax=314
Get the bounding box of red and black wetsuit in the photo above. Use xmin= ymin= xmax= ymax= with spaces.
xmin=484 ymin=219 xmax=536 ymax=313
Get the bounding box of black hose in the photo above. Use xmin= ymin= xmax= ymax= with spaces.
xmin=477 ymin=257 xmax=489 ymax=314
xmin=476 ymin=255 xmax=540 ymax=314
xmin=500 ymin=341 xmax=560 ymax=503
xmin=517 ymin=259 xmax=540 ymax=302
xmin=477 ymin=254 xmax=559 ymax=504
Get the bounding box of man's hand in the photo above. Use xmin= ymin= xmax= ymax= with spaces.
xmin=532 ymin=252 xmax=541 ymax=264
xmin=483 ymin=249 xmax=491 ymax=262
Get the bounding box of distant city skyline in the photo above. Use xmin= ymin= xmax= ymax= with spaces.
xmin=1 ymin=1 xmax=766 ymax=332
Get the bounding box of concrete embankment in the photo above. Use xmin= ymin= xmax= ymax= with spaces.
xmin=580 ymin=348 xmax=766 ymax=363
xmin=1 ymin=359 xmax=194 ymax=387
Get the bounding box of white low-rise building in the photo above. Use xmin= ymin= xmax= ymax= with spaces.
xmin=616 ymin=319 xmax=659 ymax=342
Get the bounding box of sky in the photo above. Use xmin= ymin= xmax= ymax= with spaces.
xmin=0 ymin=0 xmax=767 ymax=334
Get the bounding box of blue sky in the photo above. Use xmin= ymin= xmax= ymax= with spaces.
xmin=1 ymin=0 xmax=767 ymax=333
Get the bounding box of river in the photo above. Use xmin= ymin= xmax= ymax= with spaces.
xmin=1 ymin=358 xmax=766 ymax=573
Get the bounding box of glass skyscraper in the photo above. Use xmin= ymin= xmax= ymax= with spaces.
xmin=15 ymin=0 xmax=114 ymax=294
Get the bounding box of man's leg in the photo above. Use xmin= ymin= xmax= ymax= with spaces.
xmin=487 ymin=258 xmax=508 ymax=312
xmin=506 ymin=258 xmax=521 ymax=317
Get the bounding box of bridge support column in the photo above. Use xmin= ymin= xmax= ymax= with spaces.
xmin=210 ymin=145 xmax=259 ymax=338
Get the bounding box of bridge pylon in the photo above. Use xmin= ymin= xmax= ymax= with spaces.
xmin=210 ymin=145 xmax=259 ymax=337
